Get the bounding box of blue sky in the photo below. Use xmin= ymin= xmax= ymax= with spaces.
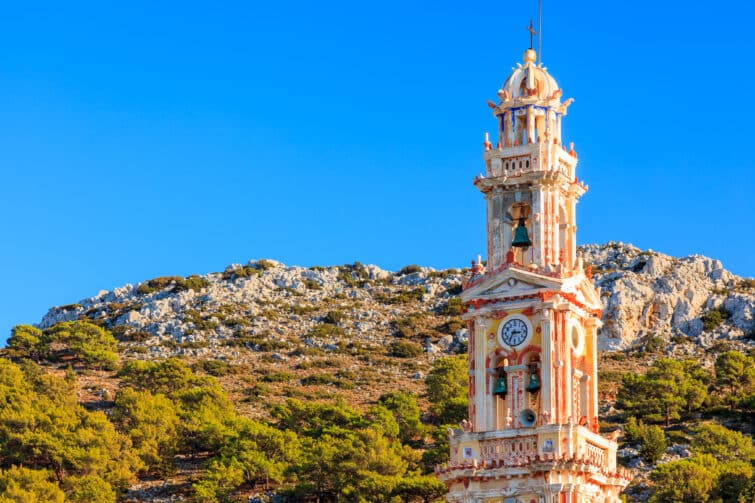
xmin=1 ymin=1 xmax=754 ymax=340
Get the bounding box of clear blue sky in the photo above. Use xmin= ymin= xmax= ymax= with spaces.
xmin=1 ymin=1 xmax=754 ymax=340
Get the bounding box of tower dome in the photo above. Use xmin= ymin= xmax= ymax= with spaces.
xmin=498 ymin=49 xmax=560 ymax=103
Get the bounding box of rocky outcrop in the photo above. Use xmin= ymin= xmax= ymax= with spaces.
xmin=38 ymin=244 xmax=755 ymax=355
xmin=581 ymin=242 xmax=754 ymax=350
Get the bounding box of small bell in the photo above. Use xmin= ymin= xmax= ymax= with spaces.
xmin=493 ymin=375 xmax=508 ymax=396
xmin=526 ymin=371 xmax=541 ymax=393
xmin=511 ymin=217 xmax=532 ymax=248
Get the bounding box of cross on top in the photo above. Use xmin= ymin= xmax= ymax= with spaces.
xmin=527 ymin=19 xmax=538 ymax=50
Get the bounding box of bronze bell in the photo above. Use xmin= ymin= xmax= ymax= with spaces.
xmin=493 ymin=374 xmax=508 ymax=396
xmin=511 ymin=217 xmax=532 ymax=248
xmin=526 ymin=371 xmax=541 ymax=393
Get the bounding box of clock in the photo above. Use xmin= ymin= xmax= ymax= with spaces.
xmin=501 ymin=318 xmax=529 ymax=347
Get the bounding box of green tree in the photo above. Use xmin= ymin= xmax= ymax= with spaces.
xmin=649 ymin=458 xmax=716 ymax=503
xmin=6 ymin=325 xmax=44 ymax=361
xmin=42 ymin=321 xmax=119 ymax=369
xmin=391 ymin=473 xmax=447 ymax=503
xmin=63 ymin=475 xmax=116 ymax=503
xmin=617 ymin=358 xmax=707 ymax=426
xmin=378 ymin=392 xmax=425 ymax=443
xmin=711 ymin=461 xmax=752 ymax=503
xmin=691 ymin=423 xmax=755 ymax=464
xmin=112 ymin=387 xmax=180 ymax=475
xmin=0 ymin=359 xmax=140 ymax=497
xmin=715 ymin=350 xmax=755 ymax=408
xmin=289 ymin=427 xmax=409 ymax=502
xmin=118 ymin=358 xmax=238 ymax=456
xmin=215 ymin=418 xmax=299 ymax=489
xmin=272 ymin=398 xmax=365 ymax=438
xmin=425 ymin=355 xmax=467 ymax=423
xmin=639 ymin=424 xmax=667 ymax=464
xmin=0 ymin=466 xmax=65 ymax=503
xmin=117 ymin=358 xmax=196 ymax=395
xmin=193 ymin=457 xmax=245 ymax=503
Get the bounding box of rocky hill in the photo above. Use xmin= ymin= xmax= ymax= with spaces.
xmin=41 ymin=242 xmax=754 ymax=355
xmin=16 ymin=242 xmax=755 ymax=502
xmin=33 ymin=242 xmax=754 ymax=418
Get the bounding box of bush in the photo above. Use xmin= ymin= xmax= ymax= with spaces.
xmin=392 ymin=314 xmax=426 ymax=338
xmin=308 ymin=323 xmax=345 ymax=338
xmin=390 ymin=341 xmax=423 ymax=358
xmin=255 ymin=259 xmax=276 ymax=271
xmin=263 ymin=371 xmax=296 ymax=383
xmin=639 ymin=424 xmax=667 ymax=463
xmin=195 ymin=359 xmax=236 ymax=377
xmin=441 ymin=297 xmax=464 ymax=316
xmin=178 ymin=275 xmax=210 ymax=292
xmin=701 ymin=307 xmax=731 ymax=331
xmin=136 ymin=276 xmax=184 ymax=295
xmin=323 ymin=310 xmax=344 ymax=325
xmin=438 ymin=318 xmax=465 ymax=335
xmin=303 ymin=278 xmax=321 ymax=290
xmin=397 ymin=264 xmax=422 ymax=276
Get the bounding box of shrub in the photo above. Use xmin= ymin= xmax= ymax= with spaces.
xmin=136 ymin=276 xmax=184 ymax=295
xmin=392 ymin=314 xmax=425 ymax=338
xmin=445 ymin=283 xmax=463 ymax=295
xmin=390 ymin=341 xmax=423 ymax=358
xmin=263 ymin=371 xmax=296 ymax=383
xmin=639 ymin=424 xmax=667 ymax=463
xmin=337 ymin=262 xmax=370 ymax=287
xmin=255 ymin=259 xmax=276 ymax=271
xmin=178 ymin=275 xmax=210 ymax=292
xmin=644 ymin=334 xmax=664 ymax=353
xmin=303 ymin=278 xmax=321 ymax=290
xmin=441 ymin=297 xmax=464 ymax=316
xmin=438 ymin=318 xmax=465 ymax=334
xmin=391 ymin=287 xmax=426 ymax=304
xmin=308 ymin=324 xmax=345 ymax=338
xmin=397 ymin=264 xmax=422 ymax=276
xmin=195 ymin=359 xmax=235 ymax=377
xmin=323 ymin=310 xmax=344 ymax=325
xmin=701 ymin=307 xmax=731 ymax=331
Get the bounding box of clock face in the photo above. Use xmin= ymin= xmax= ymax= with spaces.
xmin=501 ymin=318 xmax=529 ymax=347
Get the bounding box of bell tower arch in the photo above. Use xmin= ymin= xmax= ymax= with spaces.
xmin=436 ymin=48 xmax=632 ymax=503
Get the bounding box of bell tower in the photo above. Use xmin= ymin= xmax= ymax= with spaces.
xmin=435 ymin=49 xmax=632 ymax=502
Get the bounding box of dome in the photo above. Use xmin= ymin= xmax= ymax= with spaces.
xmin=498 ymin=49 xmax=560 ymax=103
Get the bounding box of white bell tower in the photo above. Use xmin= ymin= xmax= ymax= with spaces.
xmin=436 ymin=48 xmax=632 ymax=503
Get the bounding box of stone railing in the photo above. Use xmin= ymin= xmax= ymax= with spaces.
xmin=584 ymin=439 xmax=607 ymax=467
xmin=479 ymin=435 xmax=537 ymax=466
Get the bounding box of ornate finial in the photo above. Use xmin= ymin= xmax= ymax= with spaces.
xmin=523 ymin=48 xmax=537 ymax=64
xmin=484 ymin=132 xmax=492 ymax=151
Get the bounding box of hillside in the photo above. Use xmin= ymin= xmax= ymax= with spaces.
xmin=3 ymin=242 xmax=754 ymax=502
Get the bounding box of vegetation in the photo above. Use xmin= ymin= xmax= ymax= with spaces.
xmin=7 ymin=321 xmax=119 ymax=369
xmin=701 ymin=306 xmax=731 ymax=331
xmin=390 ymin=340 xmax=423 ymax=358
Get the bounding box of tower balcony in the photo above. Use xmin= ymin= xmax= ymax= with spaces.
xmin=480 ymin=141 xmax=578 ymax=186
xmin=436 ymin=424 xmax=632 ymax=487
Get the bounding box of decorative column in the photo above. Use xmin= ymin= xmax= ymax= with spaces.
xmin=527 ymin=106 xmax=535 ymax=143
xmin=540 ymin=309 xmax=553 ymax=423
xmin=474 ymin=317 xmax=491 ymax=432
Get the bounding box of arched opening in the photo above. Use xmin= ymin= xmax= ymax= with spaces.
xmin=491 ymin=355 xmax=510 ymax=429
xmin=508 ymin=202 xmax=532 ymax=265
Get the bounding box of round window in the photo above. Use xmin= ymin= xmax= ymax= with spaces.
xmin=571 ymin=325 xmax=584 ymax=354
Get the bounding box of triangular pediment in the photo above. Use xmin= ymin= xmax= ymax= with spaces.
xmin=574 ymin=277 xmax=602 ymax=310
xmin=461 ymin=267 xmax=562 ymax=301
